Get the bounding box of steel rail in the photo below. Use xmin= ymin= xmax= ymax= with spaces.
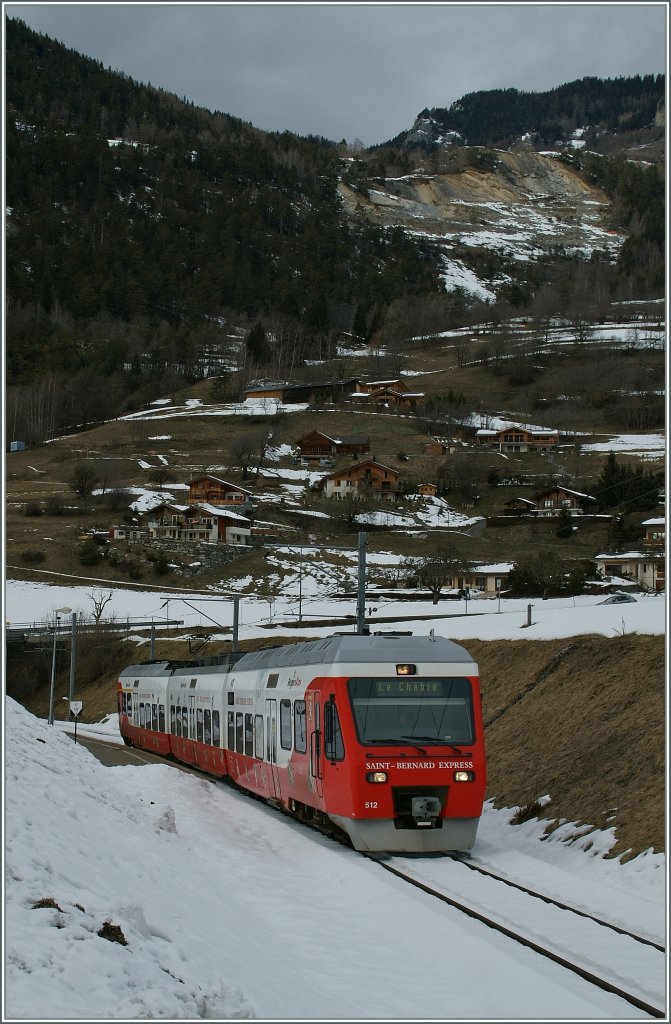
xmin=365 ymin=854 xmax=666 ymax=1020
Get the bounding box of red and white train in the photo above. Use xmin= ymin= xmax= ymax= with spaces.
xmin=118 ymin=631 xmax=486 ymax=853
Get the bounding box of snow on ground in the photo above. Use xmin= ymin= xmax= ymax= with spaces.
xmin=4 ymin=693 xmax=665 ymax=1020
xmin=5 ymin=575 xmax=665 ymax=644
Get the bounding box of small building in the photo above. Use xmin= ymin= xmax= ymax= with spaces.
xmin=594 ymin=550 xmax=665 ymax=593
xmin=188 ymin=475 xmax=253 ymax=507
xmin=9 ymin=440 xmax=26 ymax=452
xmin=417 ymin=483 xmax=438 ymax=497
xmin=477 ymin=425 xmax=559 ymax=452
xmin=502 ymin=497 xmax=537 ymax=516
xmin=321 ymin=459 xmax=400 ymax=501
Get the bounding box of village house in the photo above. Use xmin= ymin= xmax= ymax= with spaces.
xmin=476 ymin=425 xmax=560 ymax=452
xmin=532 ymin=485 xmax=596 ymax=516
xmin=351 ymin=378 xmax=425 ymax=410
xmin=417 ymin=483 xmax=438 ymax=497
xmin=321 ymin=459 xmax=400 ymax=501
xmin=111 ymin=502 xmax=252 ymax=546
xmin=594 ymin=549 xmax=665 ymax=593
xmin=188 ymin=475 xmax=253 ymax=508
xmin=297 ymin=430 xmax=370 ymax=465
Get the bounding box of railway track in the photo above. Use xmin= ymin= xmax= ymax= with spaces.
xmin=365 ymin=853 xmax=666 ymax=1019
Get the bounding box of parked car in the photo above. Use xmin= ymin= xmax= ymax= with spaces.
xmin=599 ymin=593 xmax=637 ymax=604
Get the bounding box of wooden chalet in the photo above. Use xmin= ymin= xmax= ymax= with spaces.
xmin=321 ymin=459 xmax=400 ymax=502
xmin=297 ymin=430 xmax=370 ymax=465
xmin=476 ymin=425 xmax=559 ymax=452
xmin=351 ymin=378 xmax=425 ymax=410
xmin=532 ymin=485 xmax=596 ymax=516
xmin=111 ymin=502 xmax=251 ymax=546
xmin=188 ymin=475 xmax=253 ymax=507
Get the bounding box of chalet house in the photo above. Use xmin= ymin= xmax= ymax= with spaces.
xmin=321 ymin=459 xmax=400 ymax=501
xmin=111 ymin=502 xmax=251 ymax=546
xmin=351 ymin=378 xmax=425 ymax=410
xmin=297 ymin=431 xmax=370 ymax=465
xmin=476 ymin=425 xmax=559 ymax=452
xmin=188 ymin=475 xmax=253 ymax=508
xmin=532 ymin=485 xmax=596 ymax=517
xmin=417 ymin=483 xmax=438 ymax=497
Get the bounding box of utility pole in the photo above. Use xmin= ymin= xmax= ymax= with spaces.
xmin=68 ymin=611 xmax=77 ymax=703
xmin=356 ymin=531 xmax=367 ymax=635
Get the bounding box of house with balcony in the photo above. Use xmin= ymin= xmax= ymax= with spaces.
xmin=351 ymin=378 xmax=425 ymax=410
xmin=321 ymin=459 xmax=400 ymax=501
xmin=188 ymin=475 xmax=253 ymax=508
xmin=111 ymin=502 xmax=252 ymax=546
xmin=476 ymin=425 xmax=559 ymax=452
xmin=532 ymin=485 xmax=596 ymax=516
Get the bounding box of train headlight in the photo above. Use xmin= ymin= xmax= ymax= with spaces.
xmin=366 ymin=771 xmax=388 ymax=783
xmin=454 ymin=770 xmax=475 ymax=782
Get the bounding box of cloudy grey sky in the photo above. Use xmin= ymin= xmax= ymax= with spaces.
xmin=5 ymin=3 xmax=668 ymax=145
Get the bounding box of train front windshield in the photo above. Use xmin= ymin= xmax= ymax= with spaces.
xmin=347 ymin=677 xmax=475 ymax=746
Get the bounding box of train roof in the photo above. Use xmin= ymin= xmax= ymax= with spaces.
xmin=121 ymin=633 xmax=477 ymax=679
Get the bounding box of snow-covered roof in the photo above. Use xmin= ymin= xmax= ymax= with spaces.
xmin=197 ymin=503 xmax=250 ymax=524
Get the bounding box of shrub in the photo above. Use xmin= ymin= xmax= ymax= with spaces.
xmin=24 ymin=501 xmax=42 ymax=517
xmin=76 ymin=539 xmax=102 ymax=565
xmin=21 ymin=549 xmax=46 ymax=563
xmin=510 ymin=799 xmax=547 ymax=825
xmin=46 ymin=495 xmax=66 ymax=516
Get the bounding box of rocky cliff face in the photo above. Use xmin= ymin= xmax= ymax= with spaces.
xmin=338 ymin=148 xmax=624 ymax=301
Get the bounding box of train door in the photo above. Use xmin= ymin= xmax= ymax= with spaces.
xmin=264 ymin=698 xmax=280 ymax=798
xmin=310 ymin=697 xmax=323 ymax=798
xmin=188 ymin=695 xmax=197 ymax=744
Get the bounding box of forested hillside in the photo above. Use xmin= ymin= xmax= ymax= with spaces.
xmin=389 ymin=75 xmax=665 ymax=149
xmin=4 ymin=19 xmax=666 ymax=445
xmin=6 ymin=20 xmax=440 ymax=382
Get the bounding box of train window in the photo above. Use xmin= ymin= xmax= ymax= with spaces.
xmin=347 ymin=677 xmax=475 ymax=745
xmin=182 ymin=706 xmax=188 ymax=737
xmin=170 ymin=705 xmax=176 ymax=733
xmin=279 ymin=700 xmax=292 ymax=750
xmin=174 ymin=706 xmax=182 ymax=738
xmin=152 ymin=704 xmax=158 ymax=731
xmin=254 ymin=715 xmax=264 ymax=759
xmin=227 ymin=692 xmax=234 ymax=705
xmin=159 ymin=705 xmax=165 ymax=733
xmin=236 ymin=712 xmax=244 ymax=753
xmin=227 ymin=711 xmax=235 ymax=749
xmin=190 ymin=678 xmax=197 ymax=689
xmin=196 ymin=708 xmax=204 ymax=743
xmin=294 ymin=702 xmax=307 ymax=753
xmin=212 ymin=711 xmax=221 ymax=747
xmin=266 ymin=673 xmax=279 ymax=688
xmin=244 ymin=714 xmax=254 ymax=756
xmin=324 ymin=701 xmax=345 ymax=762
xmin=138 ymin=702 xmax=145 ymax=728
xmin=204 ymin=709 xmax=212 ymax=745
